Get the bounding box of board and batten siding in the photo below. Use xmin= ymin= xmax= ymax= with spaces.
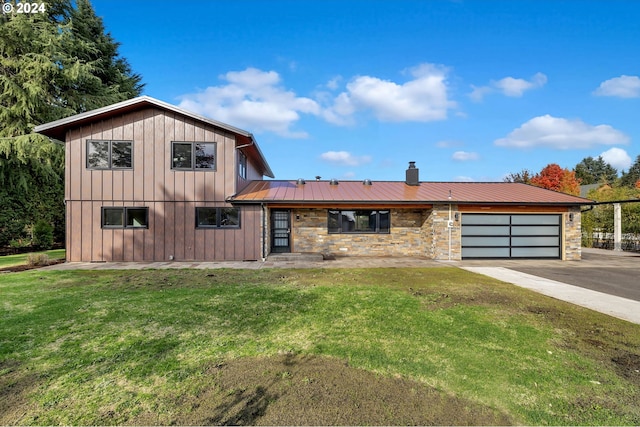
xmin=65 ymin=107 xmax=261 ymax=261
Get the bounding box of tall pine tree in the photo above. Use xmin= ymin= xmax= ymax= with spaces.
xmin=620 ymin=155 xmax=640 ymax=188
xmin=574 ymin=156 xmax=618 ymax=185
xmin=0 ymin=0 xmax=144 ymax=247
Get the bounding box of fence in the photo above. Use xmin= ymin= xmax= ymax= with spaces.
xmin=583 ymin=232 xmax=640 ymax=252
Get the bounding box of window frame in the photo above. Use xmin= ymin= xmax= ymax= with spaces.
xmin=238 ymin=151 xmax=247 ymax=179
xmin=86 ymin=140 xmax=133 ymax=170
xmin=195 ymin=207 xmax=241 ymax=229
xmin=171 ymin=141 xmax=217 ymax=171
xmin=327 ymin=209 xmax=390 ymax=234
xmin=101 ymin=207 xmax=149 ymax=229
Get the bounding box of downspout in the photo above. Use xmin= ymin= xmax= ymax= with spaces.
xmin=261 ymin=203 xmax=267 ymax=261
xmin=448 ymin=203 xmax=452 ymax=260
xmin=448 ymin=190 xmax=453 ymax=260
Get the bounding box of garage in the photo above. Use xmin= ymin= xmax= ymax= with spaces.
xmin=461 ymin=214 xmax=561 ymax=259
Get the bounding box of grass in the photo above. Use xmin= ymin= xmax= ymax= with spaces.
xmin=0 ymin=249 xmax=65 ymax=268
xmin=1 ymin=267 xmax=639 ymax=425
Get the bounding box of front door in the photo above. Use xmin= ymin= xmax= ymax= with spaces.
xmin=271 ymin=209 xmax=291 ymax=253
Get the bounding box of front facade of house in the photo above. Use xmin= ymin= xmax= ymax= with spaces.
xmin=35 ymin=96 xmax=274 ymax=262
xmin=231 ymin=179 xmax=586 ymax=261
xmin=36 ymin=96 xmax=592 ymax=262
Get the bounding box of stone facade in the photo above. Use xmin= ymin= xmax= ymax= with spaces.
xmin=425 ymin=204 xmax=461 ymax=261
xmin=268 ymin=205 xmax=581 ymax=261
xmin=564 ymin=207 xmax=582 ymax=260
xmin=290 ymin=208 xmax=430 ymax=257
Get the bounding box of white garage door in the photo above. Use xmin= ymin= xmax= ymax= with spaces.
xmin=461 ymin=214 xmax=561 ymax=259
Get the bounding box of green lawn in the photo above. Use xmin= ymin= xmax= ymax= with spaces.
xmin=0 ymin=249 xmax=65 ymax=268
xmin=1 ymin=267 xmax=639 ymax=425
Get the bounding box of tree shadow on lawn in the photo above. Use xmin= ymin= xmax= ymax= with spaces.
xmin=0 ymin=360 xmax=43 ymax=425
xmin=132 ymin=353 xmax=513 ymax=426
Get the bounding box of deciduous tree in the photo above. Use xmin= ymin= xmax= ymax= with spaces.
xmin=530 ymin=163 xmax=581 ymax=196
xmin=503 ymin=169 xmax=533 ymax=184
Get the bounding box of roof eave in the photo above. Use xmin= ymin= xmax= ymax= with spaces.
xmin=230 ymin=199 xmax=594 ymax=206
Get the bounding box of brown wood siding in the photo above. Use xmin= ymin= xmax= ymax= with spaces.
xmin=65 ymin=107 xmax=263 ymax=262
xmin=65 ymin=201 xmax=261 ymax=261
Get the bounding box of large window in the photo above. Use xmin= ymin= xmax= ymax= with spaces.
xmin=195 ymin=207 xmax=240 ymax=228
xmin=102 ymin=207 xmax=148 ymax=229
xmin=328 ymin=210 xmax=390 ymax=234
xmin=172 ymin=142 xmax=216 ymax=170
xmin=87 ymin=140 xmax=133 ymax=169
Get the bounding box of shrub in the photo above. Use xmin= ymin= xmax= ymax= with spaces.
xmin=27 ymin=253 xmax=50 ymax=267
xmin=32 ymin=220 xmax=54 ymax=250
xmin=9 ymin=238 xmax=30 ymax=250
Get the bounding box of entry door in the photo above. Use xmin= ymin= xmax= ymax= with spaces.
xmin=271 ymin=209 xmax=291 ymax=253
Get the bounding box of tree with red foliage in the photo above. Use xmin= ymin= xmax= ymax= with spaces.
xmin=530 ymin=163 xmax=581 ymax=196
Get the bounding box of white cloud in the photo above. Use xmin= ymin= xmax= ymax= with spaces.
xmin=593 ymin=75 xmax=640 ymax=98
xmin=600 ymin=147 xmax=632 ymax=171
xmin=326 ymin=76 xmax=342 ymax=90
xmin=323 ymin=63 xmax=456 ymax=124
xmin=436 ymin=140 xmax=462 ymax=148
xmin=452 ymin=151 xmax=479 ymax=161
xmin=178 ymin=67 xmax=320 ymax=138
xmin=453 ymin=176 xmax=475 ymax=182
xmin=319 ymin=151 xmax=373 ymax=166
xmin=342 ymin=171 xmax=356 ymax=179
xmin=470 ymin=72 xmax=547 ymax=101
xmin=494 ymin=115 xmax=630 ymax=149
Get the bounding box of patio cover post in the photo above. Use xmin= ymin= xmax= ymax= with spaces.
xmin=614 ymin=203 xmax=622 ymax=251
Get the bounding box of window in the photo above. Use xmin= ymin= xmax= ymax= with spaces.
xmin=328 ymin=210 xmax=390 ymax=234
xmin=196 ymin=207 xmax=240 ymax=228
xmin=171 ymin=142 xmax=216 ymax=170
xmin=101 ymin=207 xmax=148 ymax=229
xmin=87 ymin=140 xmax=133 ymax=169
xmin=238 ymin=151 xmax=247 ymax=179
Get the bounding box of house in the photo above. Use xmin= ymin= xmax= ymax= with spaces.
xmin=35 ymin=96 xmax=593 ymax=262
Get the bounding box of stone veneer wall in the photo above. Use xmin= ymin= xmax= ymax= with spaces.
xmin=291 ymin=208 xmax=430 ymax=257
xmin=424 ymin=204 xmax=461 ymax=260
xmin=564 ymin=207 xmax=582 ymax=260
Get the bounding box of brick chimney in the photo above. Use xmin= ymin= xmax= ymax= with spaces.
xmin=406 ymin=161 xmax=419 ymax=186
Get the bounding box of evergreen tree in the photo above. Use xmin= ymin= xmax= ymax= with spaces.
xmin=0 ymin=0 xmax=144 ymax=247
xmin=574 ymin=156 xmax=618 ymax=185
xmin=64 ymin=0 xmax=143 ymax=112
xmin=620 ymin=155 xmax=640 ymax=188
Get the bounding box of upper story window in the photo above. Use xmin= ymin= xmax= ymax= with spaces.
xmin=238 ymin=151 xmax=247 ymax=179
xmin=328 ymin=210 xmax=390 ymax=234
xmin=87 ymin=140 xmax=133 ymax=169
xmin=171 ymin=142 xmax=216 ymax=170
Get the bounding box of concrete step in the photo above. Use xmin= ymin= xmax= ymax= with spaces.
xmin=267 ymin=252 xmax=324 ymax=262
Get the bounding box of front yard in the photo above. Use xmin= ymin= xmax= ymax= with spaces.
xmin=1 ymin=267 xmax=639 ymax=425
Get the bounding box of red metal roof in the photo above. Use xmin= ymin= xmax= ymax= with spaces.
xmin=231 ymin=180 xmax=593 ymax=205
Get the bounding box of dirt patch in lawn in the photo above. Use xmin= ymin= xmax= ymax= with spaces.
xmin=0 ymin=259 xmax=64 ymax=273
xmin=132 ymin=354 xmax=512 ymax=426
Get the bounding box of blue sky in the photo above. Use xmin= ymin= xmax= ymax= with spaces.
xmin=92 ymin=0 xmax=640 ymax=182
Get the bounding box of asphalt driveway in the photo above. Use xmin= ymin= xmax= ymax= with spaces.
xmin=460 ymin=248 xmax=640 ymax=302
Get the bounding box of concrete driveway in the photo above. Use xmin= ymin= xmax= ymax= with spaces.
xmin=460 ymin=248 xmax=640 ymax=302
